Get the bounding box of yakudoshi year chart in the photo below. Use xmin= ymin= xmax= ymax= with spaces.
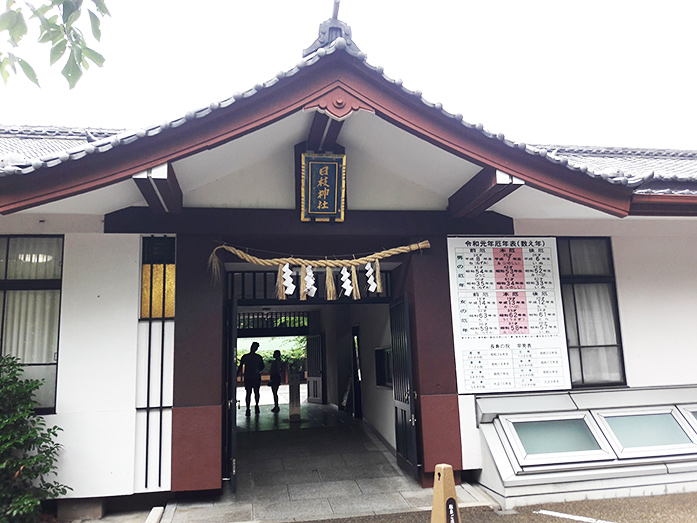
xmin=447 ymin=237 xmax=571 ymax=394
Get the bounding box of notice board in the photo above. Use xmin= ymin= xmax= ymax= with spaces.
xmin=447 ymin=237 xmax=571 ymax=394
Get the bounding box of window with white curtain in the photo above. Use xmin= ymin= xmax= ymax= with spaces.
xmin=0 ymin=236 xmax=63 ymax=411
xmin=558 ymin=238 xmax=625 ymax=387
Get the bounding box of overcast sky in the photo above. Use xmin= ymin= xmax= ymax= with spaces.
xmin=1 ymin=1 xmax=695 ymax=149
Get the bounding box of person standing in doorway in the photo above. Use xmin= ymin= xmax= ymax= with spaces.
xmin=237 ymin=341 xmax=265 ymax=416
xmin=269 ymin=349 xmax=283 ymax=413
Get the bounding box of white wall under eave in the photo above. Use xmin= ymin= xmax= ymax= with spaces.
xmin=184 ymin=148 xmax=296 ymax=209
xmin=346 ymin=156 xmax=447 ymax=210
xmin=0 ymin=213 xmax=104 ymax=234
xmin=349 ymin=304 xmax=395 ymax=450
xmin=47 ymin=233 xmax=141 ymax=498
xmin=515 ymin=218 xmax=697 ymax=388
xmin=612 ymin=235 xmax=697 ymax=387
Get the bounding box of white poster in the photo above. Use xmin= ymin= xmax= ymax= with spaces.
xmin=447 ymin=237 xmax=571 ymax=394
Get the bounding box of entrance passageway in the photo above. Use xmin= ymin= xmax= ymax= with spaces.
xmin=170 ymin=390 xmax=491 ymax=521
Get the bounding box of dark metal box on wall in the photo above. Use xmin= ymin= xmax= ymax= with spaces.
xmin=300 ymin=153 xmax=346 ymax=222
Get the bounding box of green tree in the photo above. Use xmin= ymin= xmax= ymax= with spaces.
xmin=239 ymin=336 xmax=308 ymax=373
xmin=0 ymin=356 xmax=69 ymax=522
xmin=0 ymin=0 xmax=109 ymax=88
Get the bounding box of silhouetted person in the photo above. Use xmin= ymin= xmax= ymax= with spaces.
xmin=269 ymin=350 xmax=283 ymax=412
xmin=237 ymin=341 xmax=265 ymax=416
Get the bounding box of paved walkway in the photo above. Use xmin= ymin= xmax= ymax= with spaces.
xmin=77 ymin=389 xmax=494 ymax=522
xmin=164 ymin=390 xmax=492 ymax=522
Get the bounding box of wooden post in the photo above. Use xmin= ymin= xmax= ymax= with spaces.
xmin=431 ymin=463 xmax=460 ymax=523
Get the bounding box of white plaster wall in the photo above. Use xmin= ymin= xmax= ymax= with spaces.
xmin=185 ymin=149 xmax=296 ymax=209
xmin=346 ymin=156 xmax=447 ymax=210
xmin=515 ymin=218 xmax=697 ymax=388
xmin=46 ymin=233 xmax=141 ymax=498
xmin=458 ymin=395 xmax=482 ymax=469
xmin=0 ymin=213 xmax=104 ymax=234
xmin=613 ymin=235 xmax=697 ymax=387
xmin=350 ymin=304 xmax=395 ymax=449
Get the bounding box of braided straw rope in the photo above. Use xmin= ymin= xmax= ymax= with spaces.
xmin=208 ymin=240 xmax=431 ymax=284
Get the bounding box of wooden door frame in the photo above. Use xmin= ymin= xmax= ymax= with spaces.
xmin=390 ymin=294 xmax=420 ymax=479
xmin=223 ymin=296 xmax=238 ymax=491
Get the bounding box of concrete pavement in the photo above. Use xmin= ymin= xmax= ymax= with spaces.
xmin=78 ymin=490 xmax=697 ymax=522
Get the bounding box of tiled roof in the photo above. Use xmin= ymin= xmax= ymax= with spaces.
xmin=0 ymin=125 xmax=120 ymax=169
xmin=538 ymin=146 xmax=697 ymax=196
xmin=0 ymin=37 xmax=695 ymax=199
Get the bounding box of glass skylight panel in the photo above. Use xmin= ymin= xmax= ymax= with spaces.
xmin=499 ymin=412 xmax=615 ymax=467
xmin=677 ymin=405 xmax=697 ymax=435
xmin=514 ymin=419 xmax=601 ymax=454
xmin=607 ymin=414 xmax=690 ymax=447
xmin=594 ymin=407 xmax=697 ymax=458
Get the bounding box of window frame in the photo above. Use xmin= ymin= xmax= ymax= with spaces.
xmin=0 ymin=234 xmax=64 ymax=414
xmin=677 ymin=404 xmax=697 ymax=434
xmin=558 ymin=237 xmax=626 ymax=388
xmin=140 ymin=236 xmax=176 ymax=321
xmin=498 ymin=411 xmax=616 ymax=467
xmin=592 ymin=406 xmax=697 ymax=459
xmin=374 ymin=346 xmax=393 ymax=388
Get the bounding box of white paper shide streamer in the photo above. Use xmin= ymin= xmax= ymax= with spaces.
xmin=340 ymin=266 xmax=353 ymax=297
xmin=365 ymin=262 xmax=377 ymax=292
xmin=305 ymin=266 xmax=317 ymax=297
xmin=282 ymin=263 xmax=296 ymax=295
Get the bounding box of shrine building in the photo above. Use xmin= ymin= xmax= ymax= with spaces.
xmin=2 ymin=8 xmax=697 ymax=515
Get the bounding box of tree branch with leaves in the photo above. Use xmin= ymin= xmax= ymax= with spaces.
xmin=0 ymin=0 xmax=109 ymax=88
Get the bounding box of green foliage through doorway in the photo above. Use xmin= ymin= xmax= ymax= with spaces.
xmin=238 ymin=336 xmax=307 ymax=373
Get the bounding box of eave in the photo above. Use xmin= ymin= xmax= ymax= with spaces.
xmin=630 ymin=194 xmax=697 ymax=216
xmin=0 ymin=50 xmax=636 ymax=217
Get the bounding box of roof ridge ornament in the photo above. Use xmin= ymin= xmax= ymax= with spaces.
xmin=303 ymin=0 xmax=362 ymax=58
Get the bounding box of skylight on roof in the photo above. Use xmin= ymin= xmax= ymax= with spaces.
xmin=498 ymin=411 xmax=615 ymax=467
xmin=592 ymin=407 xmax=697 ymax=459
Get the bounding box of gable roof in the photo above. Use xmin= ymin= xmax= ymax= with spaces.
xmin=0 ymin=41 xmax=645 ymax=188
xmin=5 ymin=123 xmax=695 ymax=194
xmin=0 ymin=34 xmax=695 ymax=217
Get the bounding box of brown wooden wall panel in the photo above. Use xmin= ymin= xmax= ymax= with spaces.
xmin=406 ymin=236 xmax=458 ymax=396
xmin=174 ymin=234 xmax=225 ymax=407
xmin=418 ymin=394 xmax=462 ymax=472
xmin=171 ymin=406 xmax=222 ymax=491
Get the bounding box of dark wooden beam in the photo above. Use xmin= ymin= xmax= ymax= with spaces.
xmin=322 ymin=119 xmax=344 ymax=152
xmin=132 ymin=175 xmax=166 ymax=214
xmin=152 ymin=163 xmax=183 ymax=214
xmin=448 ymin=168 xmax=523 ymax=218
xmin=104 ymin=207 xmax=514 ymax=238
xmin=306 ymin=112 xmax=330 ymax=152
xmin=630 ymin=194 xmax=697 ymax=216
xmin=133 ymin=163 xmax=183 ymax=214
